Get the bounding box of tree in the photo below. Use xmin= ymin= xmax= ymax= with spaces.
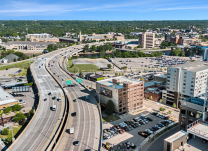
xmin=2 ymin=128 xmax=9 ymax=135
xmin=122 ymin=73 xmax=124 ymax=76
xmin=79 ymin=71 xmax=83 ymax=78
xmin=27 ymin=109 xmax=34 ymax=117
xmin=83 ymin=44 xmax=89 ymax=52
xmin=159 ymin=99 xmax=163 ymax=103
xmin=12 ymin=112 xmax=26 ymax=122
xmin=168 ymin=111 xmax=172 ymax=114
xmin=115 ymin=73 xmax=118 ymax=77
xmin=13 ymin=58 xmax=17 ymax=62
xmin=134 ymin=47 xmax=137 ymax=50
xmin=91 ymin=45 xmax=96 ymax=52
xmin=160 ymin=41 xmax=168 ymax=49
xmin=159 ymin=106 xmax=166 ymax=112
xmin=0 ymin=110 xmax=3 ymax=126
xmin=140 ymin=77 xmax=144 ymax=81
xmin=12 ymin=104 xmax=22 ymax=112
xmin=149 ymin=96 xmax=153 ymax=100
xmin=173 ymin=103 xmax=176 ymax=108
xmin=3 ymin=107 xmax=12 ymax=114
xmin=107 ymin=64 xmax=112 ymax=69
xmin=105 ymin=100 xmax=115 ymax=115
xmin=128 ymin=46 xmax=132 ymax=49
xmin=7 ymin=137 xmax=12 ymax=142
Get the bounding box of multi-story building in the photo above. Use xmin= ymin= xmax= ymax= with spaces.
xmin=138 ymin=32 xmax=155 ymax=48
xmin=162 ymin=62 xmax=208 ymax=130
xmin=1 ymin=41 xmax=55 ymax=51
xmin=96 ymin=77 xmax=144 ymax=115
xmin=25 ymin=33 xmax=59 ymax=42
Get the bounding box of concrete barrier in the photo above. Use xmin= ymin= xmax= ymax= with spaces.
xmin=7 ymin=61 xmax=41 ymax=150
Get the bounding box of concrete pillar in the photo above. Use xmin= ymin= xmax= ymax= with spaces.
xmin=185 ymin=117 xmax=189 ymax=131
xmin=178 ymin=114 xmax=182 ymax=131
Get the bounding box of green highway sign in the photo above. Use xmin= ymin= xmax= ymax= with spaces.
xmin=66 ymin=79 xmax=71 ymax=85
xmin=77 ymin=78 xmax=82 ymax=83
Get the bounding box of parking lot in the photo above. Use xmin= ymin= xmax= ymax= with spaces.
xmin=102 ymin=110 xmax=167 ymax=150
xmin=112 ymin=56 xmax=189 ymax=71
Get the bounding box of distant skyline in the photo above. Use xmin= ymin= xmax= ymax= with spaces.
xmin=1 ymin=0 xmax=208 ymax=20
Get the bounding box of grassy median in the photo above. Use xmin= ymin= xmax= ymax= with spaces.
xmin=102 ymin=115 xmax=120 ymax=122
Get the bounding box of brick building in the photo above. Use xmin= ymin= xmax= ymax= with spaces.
xmin=144 ymin=81 xmax=166 ymax=102
xmin=96 ymin=77 xmax=144 ymax=115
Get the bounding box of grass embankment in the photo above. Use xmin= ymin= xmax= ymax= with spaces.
xmin=0 ymin=61 xmax=33 ymax=76
xmin=67 ymin=59 xmax=99 ymax=73
xmin=0 ymin=125 xmax=22 ymax=146
xmin=102 ymin=115 xmax=120 ymax=122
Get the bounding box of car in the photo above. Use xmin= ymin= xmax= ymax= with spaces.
xmin=147 ymin=117 xmax=153 ymax=121
xmin=57 ymin=97 xmax=61 ymax=101
xmin=39 ymin=66 xmax=41 ymax=68
xmin=73 ymin=99 xmax=77 ymax=102
xmin=52 ymin=96 xmax=56 ymax=100
xmin=71 ymin=112 xmax=76 ymax=116
xmin=150 ymin=127 xmax=156 ymax=132
xmin=201 ymin=139 xmax=208 ymax=144
xmin=152 ymin=112 xmax=157 ymax=115
xmin=44 ymin=98 xmax=47 ymax=101
xmin=73 ymin=141 xmax=79 ymax=146
xmin=48 ymin=92 xmax=51 ymax=95
xmin=145 ymin=129 xmax=153 ymax=134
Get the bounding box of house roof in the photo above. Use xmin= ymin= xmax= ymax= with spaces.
xmin=4 ymin=54 xmax=19 ymax=63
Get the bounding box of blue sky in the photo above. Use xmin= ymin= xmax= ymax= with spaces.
xmin=0 ymin=0 xmax=208 ymax=20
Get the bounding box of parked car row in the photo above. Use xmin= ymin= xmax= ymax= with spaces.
xmin=103 ymin=114 xmax=153 ymax=140
xmin=152 ymin=112 xmax=169 ymax=120
xmin=138 ymin=120 xmax=173 ymax=138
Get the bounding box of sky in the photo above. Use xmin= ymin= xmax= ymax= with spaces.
xmin=0 ymin=0 xmax=208 ymax=20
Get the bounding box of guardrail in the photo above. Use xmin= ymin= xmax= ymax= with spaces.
xmin=7 ymin=61 xmax=41 ymax=150
xmin=59 ymin=55 xmax=102 ymax=151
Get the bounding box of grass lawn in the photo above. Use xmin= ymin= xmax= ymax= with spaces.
xmin=102 ymin=115 xmax=120 ymax=122
xmin=0 ymin=125 xmax=22 ymax=140
xmin=67 ymin=59 xmax=99 ymax=73
xmin=0 ymin=61 xmax=32 ymax=70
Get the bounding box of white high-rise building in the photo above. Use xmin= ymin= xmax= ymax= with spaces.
xmin=162 ymin=62 xmax=208 ymax=108
xmin=138 ymin=32 xmax=155 ymax=48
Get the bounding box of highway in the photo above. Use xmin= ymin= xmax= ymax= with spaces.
xmin=48 ymin=46 xmax=101 ymax=151
xmin=9 ymin=51 xmax=66 ymax=151
xmin=8 ymin=42 xmax=104 ymax=151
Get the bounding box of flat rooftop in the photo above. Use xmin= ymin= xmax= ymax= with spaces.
xmin=188 ymin=122 xmax=208 ymax=138
xmin=169 ymin=61 xmax=208 ymax=72
xmin=165 ymin=130 xmax=188 ymax=143
xmin=0 ymin=87 xmax=18 ymax=106
xmin=97 ymin=76 xmax=143 ymax=89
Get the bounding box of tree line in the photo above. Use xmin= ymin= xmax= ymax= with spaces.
xmin=0 ymin=20 xmax=207 ymax=37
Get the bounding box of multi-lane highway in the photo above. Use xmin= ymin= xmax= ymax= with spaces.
xmin=8 ymin=42 xmax=104 ymax=151
xmin=47 ymin=46 xmax=101 ymax=151
xmin=9 ymin=51 xmax=66 ymax=151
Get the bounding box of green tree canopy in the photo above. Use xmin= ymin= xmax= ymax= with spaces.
xmin=105 ymin=100 xmax=115 ymax=115
xmin=12 ymin=104 xmax=22 ymax=112
xmin=107 ymin=64 xmax=112 ymax=69
xmin=12 ymin=112 xmax=26 ymax=122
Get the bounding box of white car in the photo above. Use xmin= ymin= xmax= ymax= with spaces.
xmin=145 ymin=129 xmax=153 ymax=134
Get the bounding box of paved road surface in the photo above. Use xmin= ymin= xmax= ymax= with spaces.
xmin=145 ymin=126 xmax=178 ymax=151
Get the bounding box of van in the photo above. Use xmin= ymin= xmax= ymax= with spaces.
xmin=70 ymin=127 xmax=74 ymax=134
xmin=52 ymin=105 xmax=56 ymax=111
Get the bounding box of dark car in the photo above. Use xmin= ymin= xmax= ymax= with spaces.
xmin=44 ymin=98 xmax=47 ymax=101
xmin=150 ymin=127 xmax=156 ymax=132
xmin=73 ymin=99 xmax=77 ymax=102
xmin=52 ymin=96 xmax=56 ymax=100
xmin=71 ymin=112 xmax=76 ymax=117
xmin=48 ymin=92 xmax=51 ymax=95
xmin=201 ymin=139 xmax=208 ymax=144
xmin=73 ymin=141 xmax=79 ymax=146
xmin=147 ymin=117 xmax=153 ymax=121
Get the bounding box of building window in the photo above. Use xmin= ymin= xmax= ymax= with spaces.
xmin=181 ymin=109 xmax=186 ymax=115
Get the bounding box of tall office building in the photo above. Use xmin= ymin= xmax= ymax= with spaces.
xmin=138 ymin=32 xmax=155 ymax=48
xmin=162 ymin=62 xmax=208 ymax=130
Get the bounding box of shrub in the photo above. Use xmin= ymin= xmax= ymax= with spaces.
xmin=3 ymin=107 xmax=12 ymax=114
xmin=172 ymin=103 xmax=176 ymax=108
xmin=12 ymin=104 xmax=22 ymax=112
xmin=7 ymin=137 xmax=12 ymax=142
xmin=168 ymin=111 xmax=172 ymax=114
xmin=2 ymin=128 xmax=9 ymax=135
xmin=159 ymin=106 xmax=166 ymax=112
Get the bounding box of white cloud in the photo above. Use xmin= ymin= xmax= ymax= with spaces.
xmin=156 ymin=6 xmax=208 ymax=11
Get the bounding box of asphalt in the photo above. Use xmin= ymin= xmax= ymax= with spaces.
xmin=145 ymin=126 xmax=178 ymax=151
xmin=10 ymin=51 xmax=66 ymax=151
xmin=49 ymin=47 xmax=101 ymax=151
